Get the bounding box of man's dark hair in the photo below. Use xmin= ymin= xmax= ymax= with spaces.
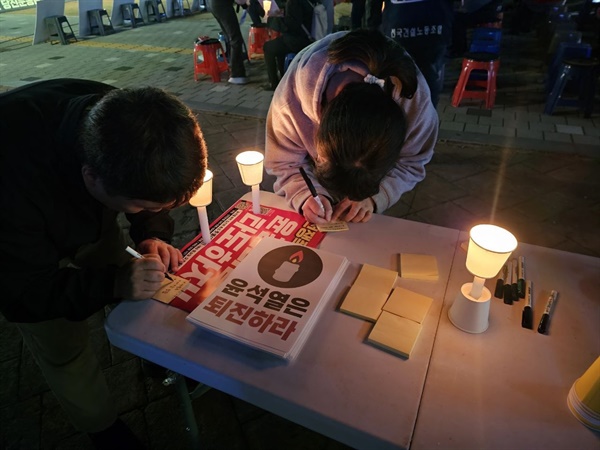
xmin=313 ymin=29 xmax=414 ymax=201
xmin=79 ymin=87 xmax=207 ymax=205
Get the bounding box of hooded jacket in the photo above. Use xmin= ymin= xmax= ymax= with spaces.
xmin=264 ymin=31 xmax=438 ymax=214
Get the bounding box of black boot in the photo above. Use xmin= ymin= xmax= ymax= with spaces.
xmin=88 ymin=418 xmax=145 ymax=450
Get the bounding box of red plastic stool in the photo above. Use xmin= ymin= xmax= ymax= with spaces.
xmin=248 ymin=24 xmax=270 ymax=58
xmin=451 ymin=52 xmax=500 ymax=109
xmin=193 ymin=38 xmax=229 ymax=82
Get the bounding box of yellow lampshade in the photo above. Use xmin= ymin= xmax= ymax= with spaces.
xmin=189 ymin=169 xmax=213 ymax=207
xmin=236 ymin=151 xmax=264 ymax=186
xmin=466 ymin=224 xmax=517 ymax=279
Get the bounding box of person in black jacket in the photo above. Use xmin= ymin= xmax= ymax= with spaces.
xmin=262 ymin=0 xmax=314 ymax=90
xmin=0 ymin=79 xmax=208 ymax=449
xmin=381 ymin=0 xmax=454 ymax=107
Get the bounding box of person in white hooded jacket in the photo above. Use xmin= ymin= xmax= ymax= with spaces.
xmin=265 ymin=29 xmax=438 ymax=224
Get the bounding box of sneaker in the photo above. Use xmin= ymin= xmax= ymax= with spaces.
xmin=228 ymin=77 xmax=249 ymax=85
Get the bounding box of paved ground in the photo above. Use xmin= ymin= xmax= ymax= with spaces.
xmin=0 ymin=3 xmax=599 ymax=450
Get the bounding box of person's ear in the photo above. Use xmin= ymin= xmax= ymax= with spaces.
xmin=81 ymin=165 xmax=99 ymax=187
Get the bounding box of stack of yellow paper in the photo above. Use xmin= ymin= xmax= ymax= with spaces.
xmin=399 ymin=253 xmax=439 ymax=281
xmin=367 ymin=287 xmax=433 ymax=358
xmin=339 ymin=263 xmax=397 ymax=321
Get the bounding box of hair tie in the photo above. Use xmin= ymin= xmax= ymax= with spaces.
xmin=364 ymin=74 xmax=385 ymax=89
xmin=364 ymin=74 xmax=403 ymax=102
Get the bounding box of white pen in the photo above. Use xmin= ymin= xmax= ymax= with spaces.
xmin=125 ymin=246 xmax=173 ymax=281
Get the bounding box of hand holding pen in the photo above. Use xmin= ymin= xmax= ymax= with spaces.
xmin=114 ymin=246 xmax=171 ymax=300
xmin=299 ymin=167 xmax=332 ymax=223
xmin=125 ymin=246 xmax=173 ymax=281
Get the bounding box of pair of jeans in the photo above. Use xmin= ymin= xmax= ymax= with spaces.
xmin=401 ymin=39 xmax=447 ymax=107
xmin=264 ymin=34 xmax=311 ymax=87
xmin=208 ymin=0 xmax=247 ymax=78
xmin=263 ymin=36 xmax=292 ymax=86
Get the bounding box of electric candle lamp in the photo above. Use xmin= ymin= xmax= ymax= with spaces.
xmin=263 ymin=0 xmax=271 ymax=15
xmin=236 ymin=150 xmax=264 ymax=214
xmin=189 ymin=169 xmax=214 ymax=244
xmin=448 ymin=224 xmax=517 ymax=333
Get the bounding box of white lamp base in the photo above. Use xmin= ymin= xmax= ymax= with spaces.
xmin=251 ymin=184 xmax=261 ymax=215
xmin=448 ymin=282 xmax=491 ymax=334
xmin=197 ymin=206 xmax=211 ymax=244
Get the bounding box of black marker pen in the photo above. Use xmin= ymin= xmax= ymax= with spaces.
xmin=517 ymin=256 xmax=526 ymax=298
xmin=511 ymin=259 xmax=519 ymax=301
xmin=503 ymin=260 xmax=513 ymax=305
xmin=495 ymin=264 xmax=507 ymax=299
xmin=537 ymin=290 xmax=558 ymax=334
xmin=521 ymin=280 xmax=533 ymax=329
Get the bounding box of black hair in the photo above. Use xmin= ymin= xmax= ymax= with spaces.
xmin=313 ymin=29 xmax=414 ymax=201
xmin=79 ymin=87 xmax=207 ymax=205
xmin=315 ymin=83 xmax=407 ymax=201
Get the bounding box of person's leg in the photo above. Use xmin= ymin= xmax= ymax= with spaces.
xmin=351 ymin=0 xmax=366 ymax=29
xmin=248 ymin=0 xmax=264 ymax=26
xmin=208 ymin=0 xmax=247 ymax=79
xmin=451 ymin=11 xmax=468 ymax=55
xmin=16 ymin=318 xmax=117 ymax=433
xmin=366 ymin=0 xmax=383 ymax=30
xmin=263 ymin=37 xmax=289 ymax=89
xmin=402 ymin=40 xmax=445 ymax=107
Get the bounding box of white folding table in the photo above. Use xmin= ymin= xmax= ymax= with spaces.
xmin=105 ymin=192 xmax=600 ymax=449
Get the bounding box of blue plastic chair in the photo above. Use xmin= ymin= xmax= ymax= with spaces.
xmin=546 ymin=30 xmax=582 ymax=60
xmin=544 ymin=57 xmax=599 ymax=117
xmin=284 ymin=53 xmax=297 ymax=73
xmin=469 ymin=28 xmax=502 ymax=55
xmin=546 ymin=41 xmax=592 ymax=92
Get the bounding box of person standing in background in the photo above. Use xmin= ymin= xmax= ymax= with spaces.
xmin=381 ymin=0 xmax=453 ymax=107
xmin=209 ymin=0 xmax=249 ymax=84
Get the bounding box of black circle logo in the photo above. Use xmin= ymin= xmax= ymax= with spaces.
xmin=257 ymin=245 xmax=323 ymax=288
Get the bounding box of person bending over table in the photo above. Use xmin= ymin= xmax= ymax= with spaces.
xmin=0 ymin=79 xmax=208 ymax=449
xmin=264 ymin=29 xmax=438 ymax=224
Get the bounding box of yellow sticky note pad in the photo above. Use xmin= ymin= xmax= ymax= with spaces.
xmin=316 ymin=221 xmax=349 ymax=232
xmin=399 ymin=254 xmax=439 ymax=281
xmin=383 ymin=287 xmax=432 ymax=325
xmin=152 ymin=274 xmax=189 ymax=304
xmin=368 ymin=311 xmax=422 ymax=358
xmin=340 ymin=263 xmax=397 ymax=321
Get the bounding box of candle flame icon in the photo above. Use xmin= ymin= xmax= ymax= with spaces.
xmin=289 ymin=250 xmax=304 ymax=264
xmin=273 ymin=250 xmax=304 ymax=282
